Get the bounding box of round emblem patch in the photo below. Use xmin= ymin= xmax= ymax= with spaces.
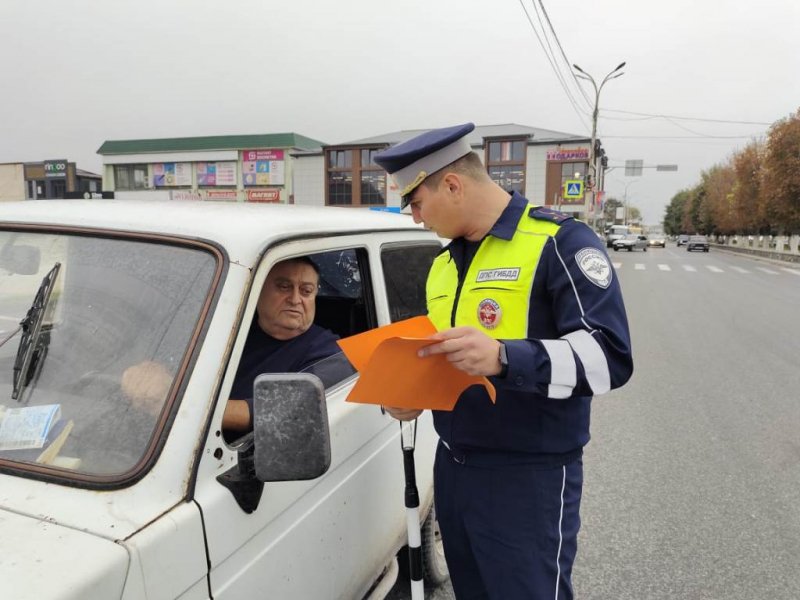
xmin=478 ymin=298 xmax=502 ymax=329
xmin=575 ymin=247 xmax=613 ymax=289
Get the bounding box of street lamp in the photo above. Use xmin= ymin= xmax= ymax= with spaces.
xmin=622 ymin=179 xmax=638 ymax=226
xmin=573 ymin=61 xmax=626 ymax=229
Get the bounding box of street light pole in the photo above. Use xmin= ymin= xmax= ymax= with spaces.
xmin=573 ymin=61 xmax=626 ymax=231
xmin=622 ymin=180 xmax=638 ymax=226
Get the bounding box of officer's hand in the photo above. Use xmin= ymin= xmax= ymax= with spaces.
xmin=419 ymin=327 xmax=502 ymax=377
xmin=383 ymin=406 xmax=423 ymax=421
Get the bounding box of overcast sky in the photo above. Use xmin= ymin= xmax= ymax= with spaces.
xmin=1 ymin=0 xmax=798 ymax=224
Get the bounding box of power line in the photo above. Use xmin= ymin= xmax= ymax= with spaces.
xmin=602 ymin=134 xmax=766 ymax=139
xmin=536 ymin=0 xmax=593 ymax=109
xmin=516 ymin=0 xmax=591 ymax=133
xmin=603 ymin=108 xmax=772 ymax=126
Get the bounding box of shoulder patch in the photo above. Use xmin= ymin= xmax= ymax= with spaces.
xmin=528 ymin=206 xmax=573 ymax=224
xmin=575 ymin=247 xmax=613 ymax=289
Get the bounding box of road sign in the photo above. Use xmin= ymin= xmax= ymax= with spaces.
xmin=563 ymin=180 xmax=584 ymax=199
xmin=625 ymin=159 xmax=643 ymax=176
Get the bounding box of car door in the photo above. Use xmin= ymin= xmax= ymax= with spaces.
xmin=192 ymin=233 xmax=441 ymax=600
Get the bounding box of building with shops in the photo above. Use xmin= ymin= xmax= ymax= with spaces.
xmin=0 ymin=160 xmax=102 ymax=202
xmin=97 ymin=133 xmax=325 ymax=203
xmin=95 ymin=124 xmax=605 ymax=222
xmin=292 ymin=123 xmax=602 ymax=221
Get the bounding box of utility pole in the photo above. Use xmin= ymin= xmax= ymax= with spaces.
xmin=573 ymin=61 xmax=626 ymax=231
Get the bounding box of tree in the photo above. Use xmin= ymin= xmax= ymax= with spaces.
xmin=603 ymin=197 xmax=623 ymax=225
xmin=703 ymin=164 xmax=736 ymax=234
xmin=730 ymin=141 xmax=765 ymax=234
xmin=663 ymin=190 xmax=690 ymax=235
xmin=760 ymin=109 xmax=800 ymax=233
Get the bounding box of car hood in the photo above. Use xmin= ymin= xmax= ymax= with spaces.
xmin=0 ymin=507 xmax=129 ymax=600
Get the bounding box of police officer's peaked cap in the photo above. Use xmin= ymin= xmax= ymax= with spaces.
xmin=374 ymin=122 xmax=475 ymax=208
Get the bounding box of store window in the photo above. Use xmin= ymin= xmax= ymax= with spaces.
xmin=560 ymin=162 xmax=587 ymax=187
xmin=486 ymin=139 xmax=527 ymax=194
xmin=326 ymin=147 xmax=387 ymax=206
xmin=114 ymin=165 xmax=149 ymax=190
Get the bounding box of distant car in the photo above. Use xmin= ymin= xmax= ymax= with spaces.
xmin=612 ymin=234 xmax=648 ymax=252
xmin=677 ymin=235 xmax=690 ymax=247
xmin=647 ymin=236 xmax=666 ymax=248
xmin=686 ymin=235 xmax=710 ymax=252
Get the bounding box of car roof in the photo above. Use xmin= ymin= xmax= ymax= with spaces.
xmin=0 ymin=200 xmax=427 ymax=266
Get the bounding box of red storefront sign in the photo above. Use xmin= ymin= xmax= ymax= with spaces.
xmin=247 ymin=189 xmax=281 ymax=203
xmin=242 ymin=149 xmax=284 ymax=162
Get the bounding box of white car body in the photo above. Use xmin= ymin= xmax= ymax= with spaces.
xmin=0 ymin=200 xmax=443 ymax=600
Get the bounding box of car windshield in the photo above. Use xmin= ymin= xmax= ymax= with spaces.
xmin=0 ymin=231 xmax=217 ymax=477
xmin=690 ymin=236 xmax=708 ymax=241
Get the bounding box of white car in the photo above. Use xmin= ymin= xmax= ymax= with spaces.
xmin=612 ymin=234 xmax=648 ymax=252
xmin=0 ymin=200 xmax=448 ymax=599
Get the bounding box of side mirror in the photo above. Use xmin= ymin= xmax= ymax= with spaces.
xmin=0 ymin=244 xmax=41 ymax=275
xmin=252 ymin=373 xmax=331 ymax=482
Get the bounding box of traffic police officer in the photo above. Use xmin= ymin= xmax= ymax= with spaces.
xmin=374 ymin=123 xmax=633 ymax=600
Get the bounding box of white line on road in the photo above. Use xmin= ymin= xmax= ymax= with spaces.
xmin=757 ymin=267 xmax=779 ymax=275
xmin=682 ymin=265 xmax=697 ymax=272
xmin=730 ymin=266 xmax=750 ymax=273
xmin=635 ymin=264 xmax=645 ymax=270
xmin=658 ymin=264 xmax=671 ymax=271
xmin=706 ymin=266 xmax=724 ymax=273
xmin=612 ymin=262 xmax=622 ymax=269
xmin=781 ymin=267 xmax=800 ymax=276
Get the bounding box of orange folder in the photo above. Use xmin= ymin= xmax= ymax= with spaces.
xmin=337 ymin=316 xmax=496 ymax=411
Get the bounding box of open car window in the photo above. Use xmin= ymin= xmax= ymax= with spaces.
xmin=0 ymin=231 xmax=217 ymax=478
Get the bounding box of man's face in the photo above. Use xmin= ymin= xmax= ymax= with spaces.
xmin=256 ymin=260 xmax=319 ymax=340
xmin=408 ymin=178 xmax=461 ymax=238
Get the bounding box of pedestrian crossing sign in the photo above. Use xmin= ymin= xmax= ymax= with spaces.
xmin=563 ymin=180 xmax=584 ymax=199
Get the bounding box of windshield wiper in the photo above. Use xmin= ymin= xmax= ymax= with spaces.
xmin=12 ymin=262 xmax=61 ymax=401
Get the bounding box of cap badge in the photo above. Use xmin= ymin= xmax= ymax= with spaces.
xmin=477 ymin=298 xmax=502 ymax=329
xmin=575 ymin=247 xmax=613 ymax=289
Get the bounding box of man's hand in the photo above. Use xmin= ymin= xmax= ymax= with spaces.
xmin=418 ymin=326 xmax=502 ymax=377
xmin=121 ymin=360 xmax=173 ymax=416
xmin=383 ymin=406 xmax=423 ymax=421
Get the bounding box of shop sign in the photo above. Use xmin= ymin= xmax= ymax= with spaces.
xmin=171 ymin=190 xmax=202 ymax=201
xmin=242 ymin=149 xmax=284 ymax=161
xmin=247 ymin=189 xmax=281 ymax=203
xmin=243 ymin=150 xmax=285 ymax=186
xmin=547 ymin=148 xmax=589 ymax=161
xmin=205 ymin=189 xmax=238 ymax=201
xmin=44 ymin=160 xmax=68 ymax=178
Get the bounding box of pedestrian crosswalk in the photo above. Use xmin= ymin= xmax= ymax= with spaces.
xmin=611 ymin=261 xmax=800 ymax=277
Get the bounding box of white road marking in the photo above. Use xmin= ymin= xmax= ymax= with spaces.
xmin=730 ymin=266 xmax=750 ymax=273
xmin=658 ymin=264 xmax=671 ymax=271
xmin=634 ymin=264 xmax=645 ymax=270
xmin=706 ymin=266 xmax=724 ymax=273
xmin=612 ymin=262 xmax=622 ymax=269
xmin=781 ymin=267 xmax=800 ymax=276
xmin=756 ymin=267 xmax=779 ymax=275
xmin=682 ymin=265 xmax=697 ymax=272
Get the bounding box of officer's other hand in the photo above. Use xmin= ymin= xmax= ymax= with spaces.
xmin=384 ymin=406 xmax=423 ymax=421
xmin=418 ymin=327 xmax=502 ymax=377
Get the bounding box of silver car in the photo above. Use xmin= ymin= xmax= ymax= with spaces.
xmin=612 ymin=234 xmax=648 ymax=252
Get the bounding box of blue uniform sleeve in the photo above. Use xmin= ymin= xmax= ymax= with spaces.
xmin=499 ymin=220 xmax=633 ymax=398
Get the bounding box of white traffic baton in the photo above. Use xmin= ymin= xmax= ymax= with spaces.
xmin=400 ymin=420 xmax=424 ymax=600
